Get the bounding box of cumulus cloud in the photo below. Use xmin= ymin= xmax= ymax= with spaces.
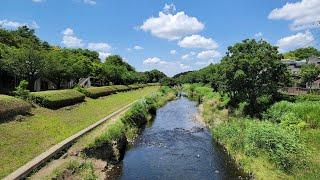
xmin=276 ymin=31 xmax=314 ymax=52
xmin=140 ymin=4 xmax=204 ymax=40
xmin=84 ymin=0 xmax=96 ymax=5
xmin=170 ymin=50 xmax=177 ymax=55
xmin=0 ymin=19 xmax=39 ymax=29
xmin=181 ymin=51 xmax=196 ymax=60
xmin=268 ymin=0 xmax=320 ymax=30
xmin=87 ymin=43 xmax=112 ymax=60
xmin=197 ymin=50 xmax=221 ymax=59
xmin=143 ymin=57 xmax=191 ymax=76
xmin=61 ymin=28 xmax=84 ymax=48
xmin=133 ymin=45 xmax=144 ymax=50
xmin=178 ymin=35 xmax=218 ymax=49
xmin=163 ymin=3 xmax=176 ymax=14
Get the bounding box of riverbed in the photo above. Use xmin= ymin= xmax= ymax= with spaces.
xmin=109 ymin=97 xmax=247 ymax=180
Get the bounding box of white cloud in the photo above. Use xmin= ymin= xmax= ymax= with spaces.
xmin=163 ymin=3 xmax=176 ymax=14
xmin=88 ymin=43 xmax=112 ymax=60
xmin=84 ymin=0 xmax=96 ymax=5
xmin=276 ymin=31 xmax=314 ymax=52
xmin=32 ymin=0 xmax=45 ymax=3
xmin=140 ymin=4 xmax=204 ymax=40
xmin=61 ymin=28 xmax=84 ymax=48
xmin=143 ymin=57 xmax=191 ymax=76
xmin=0 ymin=19 xmax=39 ymax=29
xmin=181 ymin=51 xmax=196 ymax=60
xmin=178 ymin=35 xmax=218 ymax=49
xmin=170 ymin=50 xmax=177 ymax=55
xmin=133 ymin=45 xmax=144 ymax=50
xmin=197 ymin=50 xmax=221 ymax=60
xmin=143 ymin=57 xmax=168 ymax=65
xmin=268 ymin=0 xmax=320 ymax=30
xmin=254 ymin=32 xmax=263 ymax=38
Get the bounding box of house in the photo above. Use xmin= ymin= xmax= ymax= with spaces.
xmin=282 ymin=56 xmax=320 ymax=89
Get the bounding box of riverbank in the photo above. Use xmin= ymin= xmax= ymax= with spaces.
xmin=28 ymin=86 xmax=176 ymax=179
xmin=183 ymin=84 xmax=320 ymax=180
xmin=0 ymin=86 xmax=159 ymax=178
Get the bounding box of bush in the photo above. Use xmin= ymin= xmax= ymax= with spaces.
xmin=85 ymin=86 xmax=117 ymax=99
xmin=113 ymin=85 xmax=130 ymax=92
xmin=14 ymin=80 xmax=30 ymax=100
xmin=213 ymin=119 xmax=309 ymax=172
xmin=121 ymin=100 xmax=149 ymax=128
xmin=30 ymin=89 xmax=85 ymax=108
xmin=297 ymin=94 xmax=320 ymax=102
xmin=0 ymin=95 xmax=32 ymax=120
xmin=265 ymin=101 xmax=320 ymax=128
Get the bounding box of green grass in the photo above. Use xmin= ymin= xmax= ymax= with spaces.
xmin=30 ymin=89 xmax=85 ymax=109
xmin=0 ymin=95 xmax=32 ymax=120
xmin=0 ymin=86 xmax=158 ymax=178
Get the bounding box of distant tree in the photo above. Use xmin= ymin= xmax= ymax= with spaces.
xmin=221 ymin=39 xmax=291 ymax=116
xmin=160 ymin=77 xmax=176 ymax=87
xmin=283 ymin=47 xmax=320 ymax=60
xmin=145 ymin=69 xmax=167 ymax=83
xmin=105 ymin=55 xmax=135 ymax=71
xmin=2 ymin=47 xmax=46 ymax=91
xmin=300 ymin=64 xmax=320 ymax=89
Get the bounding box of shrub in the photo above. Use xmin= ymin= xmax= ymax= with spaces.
xmin=14 ymin=80 xmax=30 ymax=100
xmin=265 ymin=101 xmax=320 ymax=128
xmin=0 ymin=95 xmax=32 ymax=120
xmin=296 ymin=94 xmax=320 ymax=102
xmin=121 ymin=100 xmax=149 ymax=128
xmin=85 ymin=86 xmax=117 ymax=99
xmin=30 ymin=89 xmax=85 ymax=109
xmin=213 ymin=119 xmax=309 ymax=172
xmin=113 ymin=85 xmax=130 ymax=92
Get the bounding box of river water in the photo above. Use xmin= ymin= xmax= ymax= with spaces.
xmin=109 ymin=97 xmax=247 ymax=180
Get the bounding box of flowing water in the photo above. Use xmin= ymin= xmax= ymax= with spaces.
xmin=109 ymin=97 xmax=248 ymax=180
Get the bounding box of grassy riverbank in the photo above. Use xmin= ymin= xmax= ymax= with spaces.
xmin=30 ymin=87 xmax=176 ymax=179
xmin=0 ymin=86 xmax=158 ymax=178
xmin=183 ymin=84 xmax=320 ymax=180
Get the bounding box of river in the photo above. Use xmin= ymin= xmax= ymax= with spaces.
xmin=108 ymin=97 xmax=247 ymax=180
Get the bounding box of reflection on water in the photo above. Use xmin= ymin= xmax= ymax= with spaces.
xmin=109 ymin=97 xmax=248 ymax=180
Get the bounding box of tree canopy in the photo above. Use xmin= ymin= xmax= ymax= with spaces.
xmin=283 ymin=47 xmax=320 ymax=60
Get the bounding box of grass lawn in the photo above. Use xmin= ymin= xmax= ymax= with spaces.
xmin=0 ymin=86 xmax=158 ymax=178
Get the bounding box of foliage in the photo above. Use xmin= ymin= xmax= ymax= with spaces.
xmin=30 ymin=89 xmax=85 ymax=108
xmin=300 ymin=64 xmax=320 ymax=88
xmin=296 ymin=94 xmax=320 ymax=102
xmin=160 ymin=77 xmax=176 ymax=87
xmin=14 ymin=80 xmax=30 ymax=100
xmin=84 ymin=86 xmax=117 ymax=99
xmin=50 ymin=160 xmax=97 ymax=180
xmin=0 ymin=94 xmax=32 ymax=120
xmin=0 ymin=27 xmax=166 ymax=92
xmin=213 ymin=119 xmax=309 ymax=172
xmin=283 ymin=47 xmax=320 ymax=60
xmin=219 ymin=39 xmax=291 ymax=116
xmin=264 ymin=101 xmax=320 ymax=128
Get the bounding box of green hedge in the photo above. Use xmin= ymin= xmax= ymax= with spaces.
xmin=0 ymin=95 xmax=32 ymax=120
xmin=85 ymin=84 xmax=148 ymax=99
xmin=85 ymin=86 xmax=117 ymax=99
xmin=30 ymin=89 xmax=85 ymax=109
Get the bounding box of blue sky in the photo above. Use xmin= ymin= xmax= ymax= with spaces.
xmin=1 ymin=0 xmax=319 ymax=76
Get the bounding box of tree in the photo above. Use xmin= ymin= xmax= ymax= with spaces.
xmin=283 ymin=47 xmax=320 ymax=60
xmin=300 ymin=64 xmax=320 ymax=89
xmin=105 ymin=55 xmax=135 ymax=71
xmin=145 ymin=69 xmax=167 ymax=83
xmin=2 ymin=47 xmax=46 ymax=91
xmin=220 ymin=39 xmax=291 ymax=116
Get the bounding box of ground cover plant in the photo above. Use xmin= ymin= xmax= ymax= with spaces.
xmin=0 ymin=86 xmax=158 ymax=178
xmin=30 ymin=89 xmax=85 ymax=109
xmin=0 ymin=95 xmax=32 ymax=121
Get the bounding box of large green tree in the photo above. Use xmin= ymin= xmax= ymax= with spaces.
xmin=220 ymin=39 xmax=291 ymax=116
xmin=283 ymin=47 xmax=320 ymax=60
xmin=300 ymin=64 xmax=320 ymax=88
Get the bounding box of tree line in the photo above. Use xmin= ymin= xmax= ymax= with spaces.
xmin=0 ymin=26 xmax=167 ymax=91
xmin=175 ymin=40 xmax=320 ymax=117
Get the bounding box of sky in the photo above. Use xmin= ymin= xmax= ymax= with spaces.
xmin=0 ymin=0 xmax=320 ymax=76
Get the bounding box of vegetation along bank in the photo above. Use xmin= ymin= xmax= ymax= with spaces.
xmin=29 ymin=86 xmax=176 ymax=179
